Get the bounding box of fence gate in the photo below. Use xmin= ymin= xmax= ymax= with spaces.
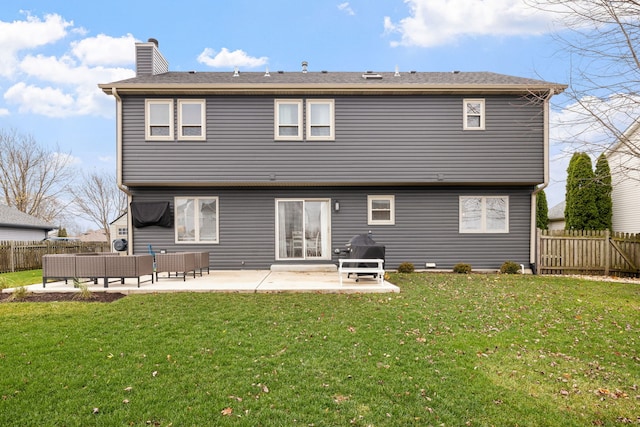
xmin=536 ymin=229 xmax=640 ymax=277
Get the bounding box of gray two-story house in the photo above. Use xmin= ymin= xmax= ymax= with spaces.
xmin=99 ymin=39 xmax=565 ymax=271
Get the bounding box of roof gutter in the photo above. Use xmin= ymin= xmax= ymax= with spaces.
xmin=530 ymin=88 xmax=555 ymax=269
xmin=98 ymin=83 xmax=567 ymax=97
xmin=111 ymin=88 xmax=133 ymax=255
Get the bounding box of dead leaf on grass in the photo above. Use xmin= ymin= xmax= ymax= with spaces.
xmin=221 ymin=407 xmax=233 ymax=416
xmin=333 ymin=394 xmax=350 ymax=404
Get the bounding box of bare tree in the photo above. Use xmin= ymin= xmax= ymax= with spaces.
xmin=0 ymin=128 xmax=74 ymax=222
xmin=527 ymin=0 xmax=640 ymax=167
xmin=69 ymin=171 xmax=127 ymax=242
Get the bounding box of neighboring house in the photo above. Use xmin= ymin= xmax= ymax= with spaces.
xmin=99 ymin=39 xmax=565 ymax=270
xmin=77 ymin=229 xmax=108 ymax=242
xmin=547 ymin=201 xmax=566 ymax=231
xmin=109 ymin=212 xmax=129 ymax=242
xmin=0 ymin=204 xmax=55 ymax=241
xmin=606 ymin=119 xmax=640 ymax=234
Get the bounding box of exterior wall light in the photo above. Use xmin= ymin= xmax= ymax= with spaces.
xmin=334 ymin=200 xmax=340 ymax=212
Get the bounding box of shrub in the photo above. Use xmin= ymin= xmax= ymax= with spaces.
xmin=500 ymin=261 xmax=521 ymax=274
xmin=453 ymin=263 xmax=472 ymax=274
xmin=73 ymin=282 xmax=94 ymax=301
xmin=9 ymin=286 xmax=30 ymax=301
xmin=397 ymin=262 xmax=415 ymax=273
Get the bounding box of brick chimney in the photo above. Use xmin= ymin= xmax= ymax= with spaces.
xmin=135 ymin=38 xmax=168 ymax=76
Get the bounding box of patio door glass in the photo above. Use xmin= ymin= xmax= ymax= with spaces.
xmin=276 ymin=199 xmax=330 ymax=260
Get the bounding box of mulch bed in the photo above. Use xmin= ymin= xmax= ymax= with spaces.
xmin=0 ymin=292 xmax=126 ymax=303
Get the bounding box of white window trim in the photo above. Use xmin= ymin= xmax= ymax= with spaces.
xmin=306 ymin=99 xmax=335 ymax=141
xmin=145 ymin=99 xmax=174 ymax=141
xmin=275 ymin=99 xmax=303 ymax=140
xmin=463 ymin=98 xmax=485 ymax=130
xmin=177 ymin=99 xmax=206 ymax=141
xmin=368 ymin=195 xmax=395 ymax=225
xmin=174 ymin=196 xmax=220 ymax=244
xmin=274 ymin=198 xmax=332 ymax=261
xmin=459 ymin=196 xmax=509 ymax=233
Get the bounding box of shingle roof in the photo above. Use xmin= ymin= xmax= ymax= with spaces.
xmin=548 ymin=201 xmax=566 ymax=221
xmin=100 ymin=71 xmax=566 ymax=96
xmin=0 ymin=205 xmax=55 ymax=230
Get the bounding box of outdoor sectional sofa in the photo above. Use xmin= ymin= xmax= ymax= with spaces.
xmin=154 ymin=251 xmax=210 ymax=281
xmin=42 ymin=253 xmax=154 ymax=288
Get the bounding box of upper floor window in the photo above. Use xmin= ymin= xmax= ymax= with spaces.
xmin=275 ymin=99 xmax=335 ymax=141
xmin=307 ymin=100 xmax=335 ymax=140
xmin=175 ymin=196 xmax=219 ymax=243
xmin=368 ymin=195 xmax=395 ymax=225
xmin=117 ymin=227 xmax=128 ymax=237
xmin=463 ymin=99 xmax=485 ymax=130
xmin=275 ymin=99 xmax=303 ymax=140
xmin=459 ymin=196 xmax=508 ymax=233
xmin=145 ymin=99 xmax=174 ymax=140
xmin=178 ymin=100 xmax=206 ymax=140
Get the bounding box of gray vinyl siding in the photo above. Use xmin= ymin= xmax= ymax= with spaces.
xmin=130 ymin=185 xmax=533 ymax=270
xmin=121 ymin=95 xmax=544 ymax=186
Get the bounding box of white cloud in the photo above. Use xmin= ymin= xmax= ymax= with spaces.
xmin=384 ymin=0 xmax=558 ymax=47
xmin=197 ymin=47 xmax=268 ymax=69
xmin=71 ymin=33 xmax=136 ymax=66
xmin=0 ymin=12 xmax=72 ymax=77
xmin=338 ymin=2 xmax=355 ymax=16
xmin=4 ymin=82 xmax=75 ymax=117
xmin=0 ymin=13 xmax=136 ymax=119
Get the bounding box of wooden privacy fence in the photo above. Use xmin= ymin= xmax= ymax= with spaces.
xmin=0 ymin=241 xmax=111 ymax=273
xmin=536 ymin=229 xmax=640 ymax=277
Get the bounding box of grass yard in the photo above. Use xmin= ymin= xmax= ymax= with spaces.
xmin=0 ymin=269 xmax=42 ymax=289
xmin=0 ymin=273 xmax=638 ymax=426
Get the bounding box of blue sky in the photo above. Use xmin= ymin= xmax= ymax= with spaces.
xmin=0 ymin=0 xmax=626 ymax=214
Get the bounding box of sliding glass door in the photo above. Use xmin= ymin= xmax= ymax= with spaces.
xmin=276 ymin=199 xmax=330 ymax=260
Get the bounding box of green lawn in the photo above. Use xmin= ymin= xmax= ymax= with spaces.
xmin=0 ymin=273 xmax=638 ymax=426
xmin=0 ymin=269 xmax=42 ymax=289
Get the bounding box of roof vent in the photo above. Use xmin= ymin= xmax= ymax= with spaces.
xmin=410 ymin=70 xmax=416 ymax=74
xmin=362 ymin=72 xmax=382 ymax=80
xmin=188 ymin=70 xmax=196 ymax=74
xmin=394 ymin=65 xmax=400 ymax=77
xmin=278 ymin=70 xmax=284 ymax=74
xmin=302 ymin=61 xmax=308 ymax=73
xmin=452 ymin=70 xmax=460 ymax=74
xmin=233 ymin=66 xmax=239 ymax=77
xmin=321 ymin=70 xmax=328 ymax=74
xmin=264 ymin=67 xmax=270 ymax=77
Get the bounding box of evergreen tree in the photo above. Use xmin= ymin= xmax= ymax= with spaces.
xmin=565 ymin=152 xmax=598 ymax=230
xmin=536 ymin=188 xmax=549 ymax=230
xmin=594 ymin=153 xmax=613 ymax=231
xmin=57 ymin=227 xmax=68 ymax=237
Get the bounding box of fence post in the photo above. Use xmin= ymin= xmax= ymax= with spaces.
xmin=535 ymin=228 xmax=541 ymax=275
xmin=10 ymin=241 xmax=15 ymax=272
xmin=604 ymin=229 xmax=610 ymax=276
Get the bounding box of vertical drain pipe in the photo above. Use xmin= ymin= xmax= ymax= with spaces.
xmin=530 ymin=88 xmax=555 ymax=272
xmin=111 ymin=88 xmax=133 ymax=255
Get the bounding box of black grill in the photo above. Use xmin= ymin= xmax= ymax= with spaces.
xmin=341 ymin=234 xmax=385 ymax=279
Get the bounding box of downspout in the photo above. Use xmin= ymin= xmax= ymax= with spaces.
xmin=530 ymin=88 xmax=555 ymax=271
xmin=112 ymin=88 xmax=134 ymax=255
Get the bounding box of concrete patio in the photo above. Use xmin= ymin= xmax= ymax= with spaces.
xmin=4 ymin=269 xmax=400 ymax=295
